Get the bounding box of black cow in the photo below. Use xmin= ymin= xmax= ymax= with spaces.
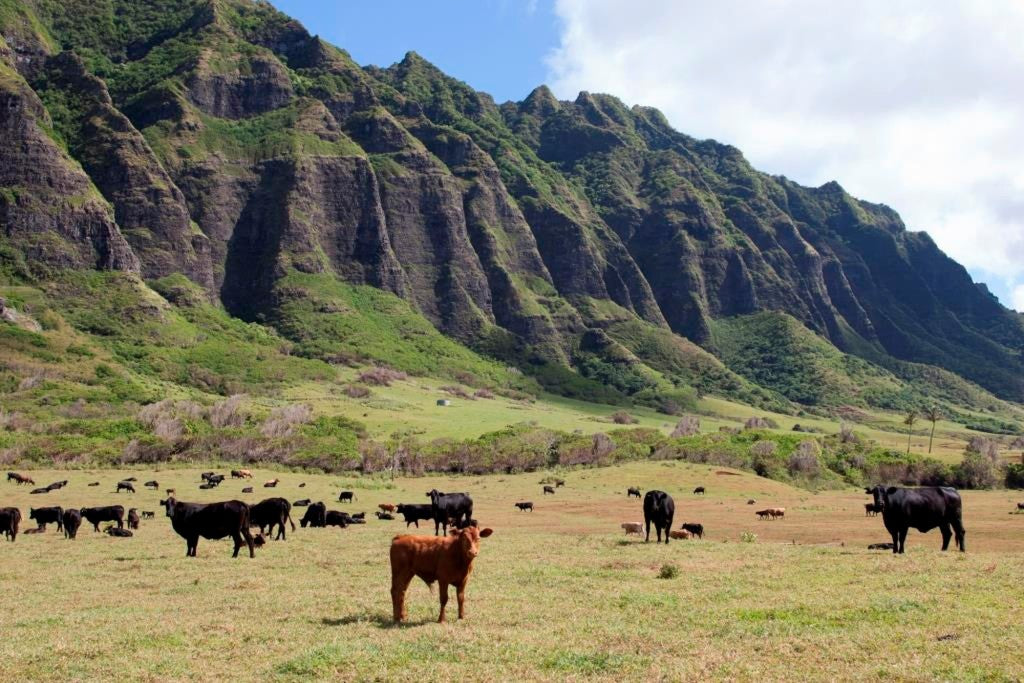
xmin=627 ymin=487 xmax=641 ymax=499
xmin=199 ymin=483 xmax=215 ymax=490
xmin=105 ymin=527 xmax=133 ymax=537
xmin=242 ymin=487 xmax=253 ymax=494
xmin=127 ymin=508 xmax=140 ymax=530
xmin=293 ymin=499 xmax=311 ymax=507
xmin=46 ymin=480 xmax=68 ymax=491
xmin=29 ymin=506 xmax=63 ymax=532
xmin=0 ymin=507 xmax=21 ymax=542
xmin=865 ymin=503 xmax=883 ymax=517
xmin=426 ymin=489 xmax=473 ymax=536
xmin=351 ymin=512 xmax=366 ymax=520
xmin=116 ymin=481 xmax=135 ymax=494
xmin=867 ymin=542 xmax=895 ymax=550
xmin=339 ymin=491 xmax=355 ymax=503
xmin=542 ymin=485 xmax=555 ymax=495
xmin=395 ymin=503 xmax=433 ymax=528
xmin=30 ymin=488 xmax=49 ymax=494
xmin=161 ymin=497 xmax=255 ymax=558
xmin=81 ymin=505 xmax=125 ymax=532
xmin=206 ymin=474 xmax=225 ymax=487
xmin=1016 ymin=502 xmax=1024 ymax=511
xmin=300 ymin=502 xmax=327 ymax=528
xmin=693 ymin=486 xmax=705 ymax=495
xmin=866 ymin=485 xmax=966 ymax=554
xmin=79 ymin=505 xmax=123 ymax=532
xmin=555 ymin=479 xmax=565 ymax=487
xmin=375 ymin=511 xmax=394 ymax=521
xmin=515 ymin=502 xmax=534 ymax=512
xmin=62 ymin=509 xmax=81 ymax=539
xmin=88 ymin=482 xmax=100 ymax=487
xmin=326 ymin=510 xmax=350 ymax=527
xmin=144 ymin=481 xmax=159 ymax=489
xmin=200 ymin=472 xmax=215 ymax=481
xmin=250 ymin=497 xmax=295 ymax=540
xmin=141 ymin=511 xmax=155 ymax=519
xmin=643 ymin=490 xmax=675 ymax=544
xmin=681 ymin=522 xmax=704 ymax=539
xmin=299 ymin=483 xmax=306 ymax=488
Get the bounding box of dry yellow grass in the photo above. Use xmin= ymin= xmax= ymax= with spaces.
xmin=1 ymin=463 xmax=1023 ymax=681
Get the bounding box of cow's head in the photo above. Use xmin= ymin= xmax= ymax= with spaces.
xmin=865 ymin=485 xmax=895 ymax=508
xmin=159 ymin=498 xmax=176 ymax=517
xmin=450 ymin=525 xmax=493 ymax=560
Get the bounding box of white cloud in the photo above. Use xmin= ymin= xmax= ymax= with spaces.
xmin=1013 ymin=285 xmax=1024 ymax=313
xmin=545 ymin=0 xmax=1024 ymax=307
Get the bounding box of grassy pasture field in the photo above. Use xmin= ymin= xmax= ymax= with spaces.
xmin=2 ymin=463 xmax=1023 ymax=682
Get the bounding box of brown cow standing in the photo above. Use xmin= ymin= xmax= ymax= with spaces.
xmin=390 ymin=526 xmax=493 ymax=623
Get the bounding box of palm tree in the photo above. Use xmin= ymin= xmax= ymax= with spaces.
xmin=923 ymin=406 xmax=941 ymax=454
xmin=903 ymin=410 xmax=919 ymax=454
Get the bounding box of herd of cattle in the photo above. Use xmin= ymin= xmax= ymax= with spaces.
xmin=0 ymin=470 xmax=990 ymax=621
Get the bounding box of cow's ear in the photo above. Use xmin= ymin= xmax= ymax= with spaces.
xmin=864 ymin=487 xmax=872 ymax=494
xmin=479 ymin=528 xmax=493 ymax=538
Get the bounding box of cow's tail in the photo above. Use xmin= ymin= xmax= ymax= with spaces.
xmin=287 ymin=512 xmax=296 ymax=531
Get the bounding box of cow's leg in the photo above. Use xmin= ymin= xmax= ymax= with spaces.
xmin=391 ymin=570 xmax=412 ymax=623
xmin=117 ymin=517 xmax=124 ymax=530
xmin=952 ymin=517 xmax=966 ymax=552
xmin=645 ymin=518 xmax=651 ymax=543
xmin=897 ymin=528 xmax=908 ymax=554
xmin=438 ymin=581 xmax=449 ymax=623
xmin=889 ymin=527 xmax=899 ymax=554
xmin=939 ymin=523 xmax=952 ymax=551
xmin=188 ymin=536 xmax=198 ymax=557
xmin=456 ymin=580 xmax=468 ymax=619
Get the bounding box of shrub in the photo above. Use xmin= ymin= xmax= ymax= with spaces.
xmin=261 ymin=403 xmax=314 ymax=438
xmin=611 ymin=411 xmax=637 ymax=425
xmin=788 ymin=441 xmax=822 ymax=476
xmin=209 ymin=395 xmax=246 ymax=428
xmin=473 ymin=388 xmax=495 ymax=399
xmin=671 ymin=416 xmax=700 ymax=437
xmin=357 ymin=366 xmax=407 ymax=386
xmin=954 ymin=452 xmax=1001 ymax=489
xmin=441 ymin=385 xmax=473 ymax=400
xmin=740 ymin=532 xmax=757 ymax=543
xmin=343 ymin=384 xmax=371 ymax=399
xmin=839 ymin=422 xmax=858 ymax=444
xmin=1005 ymin=463 xmax=1024 ymax=489
xmin=744 ymin=416 xmax=778 ymax=430
xmin=966 ymin=436 xmax=999 ymax=460
xmin=750 ymin=441 xmax=777 ymax=457
xmin=657 ymin=564 xmax=679 ymax=579
xmin=153 ymin=417 xmax=185 ymax=441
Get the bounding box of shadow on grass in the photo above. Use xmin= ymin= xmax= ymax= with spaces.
xmin=320 ymin=613 xmax=434 ymax=629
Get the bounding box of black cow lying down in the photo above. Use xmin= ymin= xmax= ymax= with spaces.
xmin=161 ymin=497 xmax=255 ymax=558
xmin=867 ymin=542 xmax=895 ymax=550
xmin=866 ymin=485 xmax=965 ymax=554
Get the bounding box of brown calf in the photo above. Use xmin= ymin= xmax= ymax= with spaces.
xmin=669 ymin=529 xmax=693 ymax=540
xmin=264 ymin=478 xmax=280 ymax=488
xmin=390 ymin=526 xmax=493 ymax=623
xmin=378 ymin=503 xmax=396 ymax=513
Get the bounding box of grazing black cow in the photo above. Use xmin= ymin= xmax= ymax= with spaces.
xmin=81 ymin=505 xmax=125 ymax=532
xmin=396 ymin=504 xmax=433 ymax=528
xmin=116 ymin=481 xmax=135 ymax=494
xmin=30 ymin=488 xmax=49 ymax=494
xmin=88 ymin=482 xmax=100 ymax=487
xmin=127 ymin=508 xmax=140 ymax=530
xmin=865 ymin=503 xmax=883 ymax=517
xmin=242 ymin=487 xmax=253 ymax=494
xmin=375 ymin=511 xmax=394 ymax=521
xmin=515 ymin=502 xmax=534 ymax=512
xmin=300 ymin=502 xmax=327 ymax=528
xmin=105 ymin=527 xmax=133 ymax=537
xmin=1017 ymin=502 xmax=1024 ymax=511
xmin=141 ymin=511 xmax=155 ymax=519
xmin=293 ymin=499 xmax=311 ymax=507
xmin=326 ymin=510 xmax=350 ymax=527
xmin=29 ymin=506 xmax=63 ymax=531
xmin=866 ymin=485 xmax=966 ymax=554
xmin=555 ymin=479 xmax=566 ymax=487
xmin=144 ymin=481 xmax=159 ymax=489
xmin=200 ymin=472 xmax=214 ymax=481
xmin=161 ymin=497 xmax=255 ymax=558
xmin=682 ymin=522 xmax=704 ymax=539
xmin=627 ymin=487 xmax=641 ymax=499
xmin=62 ymin=509 xmax=81 ymax=539
xmin=0 ymin=507 xmax=21 ymax=542
xmin=693 ymin=486 xmax=705 ymax=495
xmin=339 ymin=491 xmax=355 ymax=503
xmin=46 ymin=480 xmax=68 ymax=491
xmin=643 ymin=490 xmax=675 ymax=544
xmin=206 ymin=474 xmax=225 ymax=487
xmin=542 ymin=485 xmax=555 ymax=495
xmin=747 ymin=499 xmax=756 ymax=505
xmin=426 ymin=490 xmax=473 ymax=536
xmin=250 ymin=498 xmax=295 ymax=540
xmin=299 ymin=483 xmax=306 ymax=488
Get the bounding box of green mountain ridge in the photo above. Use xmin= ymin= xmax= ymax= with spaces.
xmin=1 ymin=0 xmax=1022 ymax=436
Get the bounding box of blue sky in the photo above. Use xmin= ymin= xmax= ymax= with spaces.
xmin=269 ymin=1 xmax=1023 ymax=311
xmin=270 ymin=1 xmax=561 ymax=104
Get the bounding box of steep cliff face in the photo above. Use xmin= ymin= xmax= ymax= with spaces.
xmin=2 ymin=0 xmax=1022 ymax=411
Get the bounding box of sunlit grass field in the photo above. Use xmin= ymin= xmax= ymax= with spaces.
xmin=2 ymin=462 xmax=1023 ymax=681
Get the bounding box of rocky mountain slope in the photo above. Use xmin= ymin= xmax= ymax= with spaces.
xmin=2 ymin=0 xmax=1022 ymax=423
